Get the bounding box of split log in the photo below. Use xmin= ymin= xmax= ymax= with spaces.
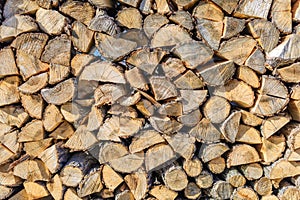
xmin=0 ymin=105 xmax=29 ymax=128
xmin=20 ymin=94 xmax=43 ymax=120
xmin=150 ymin=76 xmax=177 ymax=101
xmin=139 ymin=0 xmax=153 ymax=15
xmin=49 ymin=64 xmax=70 ymax=85
xmin=143 ymin=13 xmax=169 ymax=38
xmin=235 ymin=124 xmax=262 ymax=144
xmin=222 ymin=17 xmax=245 ymax=39
xmin=18 ymin=120 xmax=44 ymax=142
xmin=261 ymin=115 xmax=291 ymax=138
xmin=0 ymin=76 xmax=20 ymax=106
xmin=86 ymin=106 xmax=104 ymax=132
xmin=108 ymin=104 xmax=138 ymax=118
xmin=116 ymin=190 xmax=135 ymax=200
xmin=234 ymin=0 xmax=272 ymax=19
xmin=0 ymin=167 xmax=22 ymax=187
xmin=3 ymin=0 xmax=39 ymax=19
xmin=149 ymin=185 xmax=178 ymax=200
xmin=154 ymin=0 xmax=171 ymax=14
xmin=64 ymin=188 xmax=82 ymax=200
xmin=124 ymin=171 xmax=147 ymax=200
xmin=207 ymin=157 xmax=226 ymax=174
xmin=225 ymin=168 xmax=246 ymax=188
xmin=169 ymin=11 xmax=193 ymax=31
xmin=189 ymin=118 xmax=222 ymax=143
xmin=178 ymin=109 xmax=202 ymax=127
xmin=254 ymin=177 xmax=272 ymax=196
xmin=36 ymin=0 xmax=59 ymax=9
xmin=23 ymin=138 xmax=53 ymax=157
xmin=71 ymin=21 xmax=94 ymax=53
xmin=240 ymin=110 xmax=263 ymax=127
xmin=174 ymin=70 xmax=203 ymax=89
xmin=43 ymin=104 xmax=63 ymax=132
xmin=164 ymin=167 xmax=188 ymax=191
xmin=278 ymin=63 xmax=300 ymax=83
xmin=60 ymin=0 xmax=95 ymax=26
xmin=210 ymin=0 xmax=239 ymax=14
xmin=210 ymin=180 xmax=233 ymax=199
xmin=102 ymin=164 xmax=123 ymax=191
xmin=227 ymin=144 xmax=260 ymax=167
xmin=46 ymin=174 xmax=64 ymax=200
xmin=271 ymin=0 xmax=292 ymax=34
xmin=184 ymin=182 xmax=201 ymax=199
xmin=13 ymin=159 xmax=50 ymax=181
xmin=24 ymin=182 xmax=49 ymax=199
xmin=0 ymin=185 xmax=13 ymax=199
xmin=71 ymin=54 xmax=96 ymax=76
xmin=237 ymin=66 xmax=260 ymax=88
xmin=199 ymin=143 xmax=229 ymax=163
xmin=88 ymin=10 xmax=118 ymax=35
xmin=0 ymin=15 xmax=38 ymax=42
xmin=193 ymin=1 xmax=224 ymax=22
xmin=125 ymin=68 xmax=149 ymax=90
xmin=89 ymin=0 xmax=114 ymax=8
xmin=36 ymin=8 xmax=67 ymax=35
xmin=149 ymin=116 xmax=182 ymax=135
xmin=278 ymin=186 xmax=300 ymax=200
xmin=136 ymin=98 xmax=155 ymax=117
xmin=240 ymin=163 xmax=263 ymax=181
xmin=0 ymin=48 xmax=19 ymax=78
xmin=129 ymin=130 xmax=165 ymax=153
xmin=77 ymin=168 xmax=103 ymax=197
xmin=195 ymin=170 xmax=213 ymax=189
xmin=245 ymin=48 xmax=266 ymax=74
xmin=183 ymin=157 xmax=202 ymax=177
xmin=258 ymin=135 xmax=286 ymax=164
xmin=172 ymin=40 xmax=213 ymax=69
xmin=261 ymin=195 xmax=279 ymax=200
xmin=117 ymin=8 xmax=142 ymax=29
xmin=60 ymin=152 xmax=96 ymax=187
xmin=220 ymin=111 xmax=241 ymax=143
xmin=203 ymin=96 xmax=231 ymax=124
xmin=97 ymin=142 xmax=129 ymax=164
xmin=109 ymin=152 xmax=144 ymax=173
xmin=231 ymin=187 xmax=258 ymax=200
xmin=264 ymin=159 xmax=300 ymax=179
xmin=289 ymin=100 xmax=300 ymax=122
xmin=9 ymin=189 xmax=29 ymax=200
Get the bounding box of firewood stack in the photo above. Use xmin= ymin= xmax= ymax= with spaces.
xmin=1 ymin=0 xmax=300 ymax=199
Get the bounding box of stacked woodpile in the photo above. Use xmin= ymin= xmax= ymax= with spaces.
xmin=1 ymin=0 xmax=300 ymax=199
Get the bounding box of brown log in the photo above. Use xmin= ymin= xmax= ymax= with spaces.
xmin=261 ymin=195 xmax=279 ymax=200
xmin=183 ymin=157 xmax=203 ymax=177
xmin=240 ymin=163 xmax=263 ymax=181
xmin=203 ymin=96 xmax=231 ymax=124
xmin=265 ymin=159 xmax=300 ymax=179
xmin=278 ymin=186 xmax=300 ymax=200
xmin=207 ymin=157 xmax=226 ymax=174
xmin=70 ymin=54 xmax=96 ymax=76
xmin=231 ymin=187 xmax=259 ymax=200
xmin=149 ymin=116 xmax=182 ymax=135
xmin=124 ymin=171 xmax=147 ymax=200
xmin=143 ymin=13 xmax=169 ymax=38
xmin=24 ymin=181 xmax=49 ymax=199
xmin=0 ymin=105 xmax=29 ymax=128
xmin=36 ymin=0 xmax=59 ymax=9
xmin=0 ymin=165 xmax=22 ymax=187
xmin=102 ymin=164 xmax=123 ymax=191
xmin=225 ymin=168 xmax=246 ymax=188
xmin=234 ymin=0 xmax=272 ymax=19
xmin=240 ymin=110 xmax=263 ymax=127
xmin=0 ymin=48 xmax=19 ymax=78
xmin=46 ymin=174 xmax=64 ymax=200
xmin=43 ymin=104 xmax=63 ymax=132
xmin=184 ymin=182 xmax=201 ymax=199
xmin=71 ymin=21 xmax=94 ymax=53
xmin=289 ymin=100 xmax=300 ymax=122
xmin=97 ymin=142 xmax=128 ymax=164
xmin=64 ymin=188 xmax=82 ymax=200
xmin=227 ymin=144 xmax=260 ymax=167
xmin=237 ymin=66 xmax=260 ymax=88
xmin=195 ymin=170 xmax=213 ymax=189
xmin=125 ymin=68 xmax=148 ymax=90
xmin=261 ymin=115 xmax=291 ymax=138
xmin=163 ymin=166 xmax=188 ymax=191
xmin=0 ymin=76 xmax=20 ymax=106
xmin=8 ymin=189 xmax=29 ymax=200
xmin=89 ymin=0 xmax=114 ymax=8
xmin=109 ymin=152 xmax=144 ymax=173
xmin=193 ymin=1 xmax=223 ymax=21
xmin=18 ymin=120 xmax=44 ymax=142
xmin=254 ymin=177 xmax=273 ymax=196
xmin=222 ymin=17 xmax=245 ymax=39
xmin=149 ymin=185 xmax=178 ymax=200
xmin=210 ymin=180 xmax=233 ymax=199
xmin=117 ymin=8 xmax=142 ymax=29
xmin=13 ymin=159 xmax=50 ymax=181
xmin=278 ymin=63 xmax=300 ymax=83
xmin=23 ymin=138 xmax=53 ymax=157
xmin=18 ymin=72 xmax=48 ymax=94
xmin=178 ymin=109 xmax=202 ymax=127
xmin=271 ymin=0 xmax=292 ymax=34
xmin=49 ymin=121 xmax=74 ymax=140
xmin=88 ymin=10 xmax=118 ymax=35
xmin=235 ymin=124 xmax=262 ymax=144
xmin=20 ymin=93 xmax=44 ymax=119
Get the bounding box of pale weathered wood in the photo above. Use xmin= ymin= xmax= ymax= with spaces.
xmin=254 ymin=177 xmax=273 ymax=196
xmin=183 ymin=157 xmax=202 ymax=177
xmin=13 ymin=159 xmax=50 ymax=181
xmin=97 ymin=142 xmax=129 ymax=164
xmin=71 ymin=53 xmax=96 ymax=76
xmin=240 ymin=163 xmax=263 ymax=181
xmin=222 ymin=16 xmax=246 ymax=39
xmin=178 ymin=109 xmax=202 ymax=127
xmin=289 ymin=100 xmax=300 ymax=122
xmin=261 ymin=115 xmax=291 ymax=138
xmin=208 ymin=157 xmax=226 ymax=174
xmin=102 ymin=164 xmax=123 ymax=191
xmin=64 ymin=188 xmax=82 ymax=200
xmin=265 ymin=159 xmax=300 ymax=179
xmin=3 ymin=0 xmax=39 ymax=19
xmin=231 ymin=187 xmax=258 ymax=200
xmin=109 ymin=152 xmax=144 ymax=173
xmin=227 ymin=144 xmax=260 ymax=167
xmin=149 ymin=185 xmax=178 ymax=200
xmin=169 ymin=11 xmax=194 ymax=31
xmin=46 ymin=174 xmax=64 ymax=200
xmin=124 ymin=171 xmax=147 ymax=200
xmin=278 ymin=186 xmax=300 ymax=200
xmin=193 ymin=1 xmax=223 ymax=21
xmin=258 ymin=135 xmax=286 ymax=164
xmin=225 ymin=168 xmax=246 ymax=188
xmin=211 ymin=0 xmax=239 ymax=14
xmin=236 ymin=124 xmax=262 ymax=144
xmin=150 ymin=76 xmax=177 ymax=101
xmin=71 ymin=21 xmax=94 ymax=53
xmin=203 ymin=96 xmax=231 ymax=124
xmin=149 ymin=116 xmax=182 ymax=135
xmin=237 ymin=66 xmax=260 ymax=88
xmin=211 ymin=181 xmax=233 ymax=199
xmin=125 ymin=68 xmax=149 ymax=90
xmin=77 ymin=168 xmax=103 ymax=197
xmin=88 ymin=10 xmax=118 ymax=35
xmin=23 ymin=138 xmax=53 ymax=157
xmin=195 ymin=170 xmax=213 ymax=189
xmin=189 ymin=118 xmax=222 ymax=143
xmin=24 ymin=181 xmax=49 ymax=199
xmin=143 ymin=13 xmax=168 ymax=38
xmin=18 ymin=119 xmax=44 ymax=142
xmin=220 ymin=111 xmax=241 ymax=143
xmin=0 ymin=105 xmax=29 ymax=128
xmin=278 ymin=63 xmax=300 ymax=83
xmin=234 ymin=0 xmax=272 ymax=19
xmin=184 ymin=182 xmax=201 ymax=199
xmin=240 ymin=110 xmax=263 ymax=127
xmin=174 ymin=70 xmax=204 ymax=89
xmin=245 ymin=48 xmax=266 ymax=74
xmin=129 ymin=130 xmax=165 ymax=153
xmin=0 ymin=76 xmax=20 ymax=106
xmin=117 ymin=8 xmax=142 ymax=29
xmin=199 ymin=143 xmax=229 ymax=163
xmin=0 ymin=48 xmax=19 ymax=78
xmin=164 ymin=166 xmax=188 ymax=191
xmin=271 ymin=0 xmax=292 ymax=34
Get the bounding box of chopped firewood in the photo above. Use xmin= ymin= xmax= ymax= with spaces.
xmin=125 ymin=68 xmax=148 ymax=90
xmin=293 ymin=0 xmax=300 ymax=21
xmin=64 ymin=188 xmax=82 ymax=200
xmin=278 ymin=186 xmax=300 ymax=200
xmin=189 ymin=118 xmax=222 ymax=143
xmin=150 ymin=76 xmax=177 ymax=101
xmin=265 ymin=159 xmax=300 ymax=179
xmin=43 ymin=104 xmax=63 ymax=132
xmin=254 ymin=177 xmax=272 ymax=196
xmin=234 ymin=0 xmax=272 ymax=19
xmin=145 ymin=144 xmax=176 ymax=172
xmin=236 ymin=124 xmax=262 ymax=144
xmin=203 ymin=96 xmax=231 ymax=124
xmin=36 ymin=0 xmax=59 ymax=9
xmin=77 ymin=168 xmax=103 ymax=197
xmin=49 ymin=121 xmax=74 ymax=140
xmin=278 ymin=63 xmax=300 ymax=83
xmin=195 ymin=18 xmax=223 ymax=50
xmin=251 ymin=76 xmax=289 ymax=116
xmin=97 ymin=142 xmax=129 ymax=164
xmin=258 ymin=135 xmax=286 ymax=164
xmin=210 ymin=0 xmax=239 ymax=14
xmin=169 ymin=11 xmax=194 ymax=31
xmin=237 ymin=66 xmax=260 ymax=88
xmin=0 ymin=144 xmax=15 ymax=165
xmin=289 ymin=100 xmax=300 ymax=121
xmin=245 ymin=48 xmax=266 ymax=74
xmin=218 ymin=36 xmax=256 ymax=65
xmin=136 ymin=99 xmax=155 ymax=117
xmin=261 ymin=195 xmax=279 ymax=200
xmin=0 ymin=48 xmax=18 ymax=78
xmin=232 ymin=187 xmax=258 ymax=200
xmin=108 ymin=104 xmax=138 ymax=118
xmin=124 ymin=171 xmax=147 ymax=200
xmin=13 ymin=159 xmax=50 ymax=181
xmin=129 ymin=130 xmax=165 ymax=153
xmin=240 ymin=110 xmax=263 ymax=127
xmin=214 ymin=79 xmax=255 ymax=108
xmin=60 ymin=152 xmax=96 ymax=187
xmin=282 ymin=123 xmax=300 ymax=150
xmin=118 ymin=0 xmax=140 ymax=7
xmin=24 ymin=182 xmax=49 ymax=199
xmin=248 ymin=19 xmax=280 ymax=52
xmin=0 ymin=15 xmax=38 ymax=42
xmin=102 ymin=164 xmax=123 ymax=191
xmin=184 ymin=182 xmax=201 ymax=199
xmin=0 ymin=130 xmax=20 ymax=155
xmin=23 ymin=138 xmax=53 ymax=157
xmin=211 ymin=181 xmax=233 ymax=199
xmin=3 ymin=0 xmax=39 ymax=19
xmin=0 ymin=168 xmax=22 ymax=187
xmin=261 ymin=115 xmax=291 ymax=138
xmin=89 ymin=0 xmax=114 ymax=8
xmin=266 ymin=34 xmax=300 ymax=68
xmin=94 ymin=84 xmax=126 ymax=106
xmin=225 ymin=168 xmax=246 ymax=187
xmin=199 ymin=143 xmax=229 ymax=163
xmin=18 ymin=120 xmax=44 ymax=142
xmin=173 ymin=40 xmax=213 ymax=69
xmin=46 ymin=175 xmax=64 ymax=200
xmin=70 ymin=54 xmax=96 ymax=76
xmin=183 ymin=157 xmax=202 ymax=177
xmin=227 ymin=144 xmax=260 ymax=167
xmin=65 ymin=125 xmax=97 ymax=151
xmin=240 ymin=163 xmax=263 ymax=181
xmin=163 ymin=167 xmax=188 ymax=191
xmin=127 ymin=48 xmax=166 ymax=74
xmin=151 ymin=25 xmax=192 ymax=48
xmin=71 ymin=21 xmax=94 ymax=53
xmin=143 ymin=13 xmax=169 ymax=38
xmin=86 ymin=106 xmax=104 ymax=132
xmin=271 ymin=0 xmax=292 ymax=34
xmin=116 ymin=190 xmax=135 ymax=200
xmin=149 ymin=185 xmax=178 ymax=200
xmin=208 ymin=157 xmax=226 ymax=174
xmin=21 ymin=94 xmax=43 ymax=120
xmin=174 ymin=70 xmax=203 ymax=89
xmin=49 ymin=64 xmax=69 ymax=84
xmin=195 ymin=170 xmax=213 ymax=189
xmin=178 ymin=109 xmax=202 ymax=127
xmin=88 ymin=10 xmax=118 ymax=36
xmin=193 ymin=1 xmax=224 ymax=22
xmin=41 ymin=35 xmax=71 ymax=66
xmin=220 ymin=111 xmax=241 ymax=143
xmin=149 ymin=116 xmax=182 ymax=134
xmin=222 ymin=17 xmax=245 ymax=39
xmin=0 ymin=105 xmax=29 ymax=128
xmin=109 ymin=152 xmax=144 ymax=173
xmin=155 ymin=0 xmax=171 ymax=14
xmin=0 ymin=76 xmax=20 ymax=106
xmin=0 ymin=185 xmax=13 ymax=199
xmin=9 ymin=189 xmax=29 ymax=200
xmin=117 ymin=8 xmax=142 ymax=29
xmin=59 ymin=103 xmax=83 ymax=127
xmin=60 ymin=1 xmax=95 ymax=25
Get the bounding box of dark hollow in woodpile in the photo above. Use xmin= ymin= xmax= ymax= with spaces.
xmin=0 ymin=0 xmax=300 ymax=199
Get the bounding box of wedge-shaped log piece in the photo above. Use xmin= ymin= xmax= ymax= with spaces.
xmin=124 ymin=171 xmax=147 ymax=200
xmin=225 ymin=168 xmax=246 ymax=188
xmin=49 ymin=64 xmax=69 ymax=84
xmin=214 ymin=79 xmax=255 ymax=108
xmin=0 ymin=77 xmax=20 ymax=106
xmin=199 ymin=61 xmax=235 ymax=87
xmin=227 ymin=144 xmax=260 ymax=167
xmin=271 ymin=0 xmax=292 ymax=34
xmin=0 ymin=48 xmax=18 ymax=78
xmin=240 ymin=163 xmax=263 ymax=181
xmin=41 ymin=78 xmax=74 ymax=105
xmin=278 ymin=63 xmax=300 ymax=83
xmin=0 ymin=166 xmax=22 ymax=187
xmin=151 ymin=25 xmax=192 ymax=48
xmin=89 ymin=10 xmax=118 ymax=35
xmin=193 ymin=1 xmax=223 ymax=21
xmin=245 ymin=48 xmax=266 ymax=74
xmin=178 ymin=108 xmax=202 ymax=127
xmin=189 ymin=118 xmax=222 ymax=143
xmin=164 ymin=167 xmax=188 ymax=191
xmin=234 ymin=0 xmax=272 ymax=19
xmin=125 ymin=68 xmax=148 ymax=90
xmin=0 ymin=15 xmax=38 ymax=42
xmin=289 ymin=100 xmax=300 ymax=122
xmin=155 ymin=0 xmax=171 ymax=14
xmin=165 ymin=133 xmax=195 ymax=160
xmin=196 ymin=18 xmax=223 ymax=50
xmin=3 ymin=0 xmax=39 ymax=19
xmin=169 ymin=11 xmax=194 ymax=31
xmin=60 ymin=0 xmax=95 ymax=25
xmin=80 ymin=61 xmax=126 ymax=83
xmin=278 ymin=186 xmax=300 ymax=200
xmin=71 ymin=54 xmax=96 ymax=76
xmin=236 ymin=125 xmax=262 ymax=144
xmin=149 ymin=185 xmax=178 ymax=200
xmin=240 ymin=110 xmax=263 ymax=127
xmin=174 ymin=70 xmax=204 ymax=89
xmin=173 ymin=40 xmax=213 ymax=69
xmin=118 ymin=0 xmax=140 ymax=7
xmin=94 ymin=84 xmax=126 ymax=106
xmin=211 ymin=0 xmax=239 ymax=14
xmin=218 ymin=36 xmax=256 ymax=65
xmin=24 ymin=138 xmax=52 ymax=157
xmin=0 ymin=130 xmax=20 ymax=162
xmin=222 ymin=17 xmax=245 ymax=39
xmin=237 ymin=66 xmax=260 ymax=88
xmin=265 ymin=159 xmax=300 ymax=179
xmin=282 ymin=123 xmax=300 ymax=150
xmin=203 ymin=96 xmax=231 ymax=124
xmin=261 ymin=115 xmax=291 ymax=138
xmin=19 ymin=120 xmax=44 ymax=142
xmin=41 ymin=35 xmax=71 ymax=66
xmin=251 ymin=76 xmax=289 ymax=116
xmin=77 ymin=168 xmax=103 ymax=197
xmin=24 ymin=182 xmax=49 ymax=199
xmin=43 ymin=104 xmax=63 ymax=132
xmin=0 ymin=106 xmax=28 ymax=128
xmin=211 ymin=181 xmax=233 ymax=199
xmin=64 ymin=188 xmax=82 ymax=200
xmin=208 ymin=157 xmax=226 ymax=174
xmin=102 ymin=164 xmax=123 ymax=191
xmin=108 ymin=104 xmax=138 ymax=118
xmin=97 ymin=142 xmax=129 ymax=164
xmin=13 ymin=159 xmax=50 ymax=181
xmin=127 ymin=48 xmax=166 ymax=74
xmin=46 ymin=175 xmax=64 ymax=200
xmin=266 ymin=34 xmax=300 ymax=68
xmin=109 ymin=152 xmax=144 ymax=173
xmin=149 ymin=116 xmax=183 ymax=135
xmin=285 ymin=148 xmax=300 ymax=161
xmin=150 ymin=76 xmax=178 ymax=101
xmin=8 ymin=189 xmax=29 ymax=200
xmin=258 ymin=135 xmax=285 ymax=164
xmin=293 ymin=0 xmax=300 ymax=22
xmin=129 ymin=130 xmax=165 ymax=153
xmin=199 ymin=143 xmax=229 ymax=163
xmin=117 ymin=8 xmax=142 ymax=29
xmin=0 ymin=144 xmax=16 ymax=165
xmin=145 ymin=144 xmax=176 ymax=172
xmin=220 ymin=111 xmax=241 ymax=143
xmin=49 ymin=121 xmax=74 ymax=140
xmin=254 ymin=177 xmax=272 ymax=196
xmin=248 ymin=19 xmax=280 ymax=52
xmin=36 ymin=8 xmax=67 ymax=35
xmin=143 ymin=13 xmax=168 ymax=38
xmin=95 ymin=32 xmax=137 ymax=61
xmin=173 ymin=0 xmax=197 ymax=10
xmin=158 ymin=101 xmax=182 ymax=116
xmin=71 ymin=21 xmax=94 ymax=53
xmin=183 ymin=157 xmax=202 ymax=177
xmin=232 ymin=187 xmax=258 ymax=200
xmin=86 ymin=106 xmax=104 ymax=132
